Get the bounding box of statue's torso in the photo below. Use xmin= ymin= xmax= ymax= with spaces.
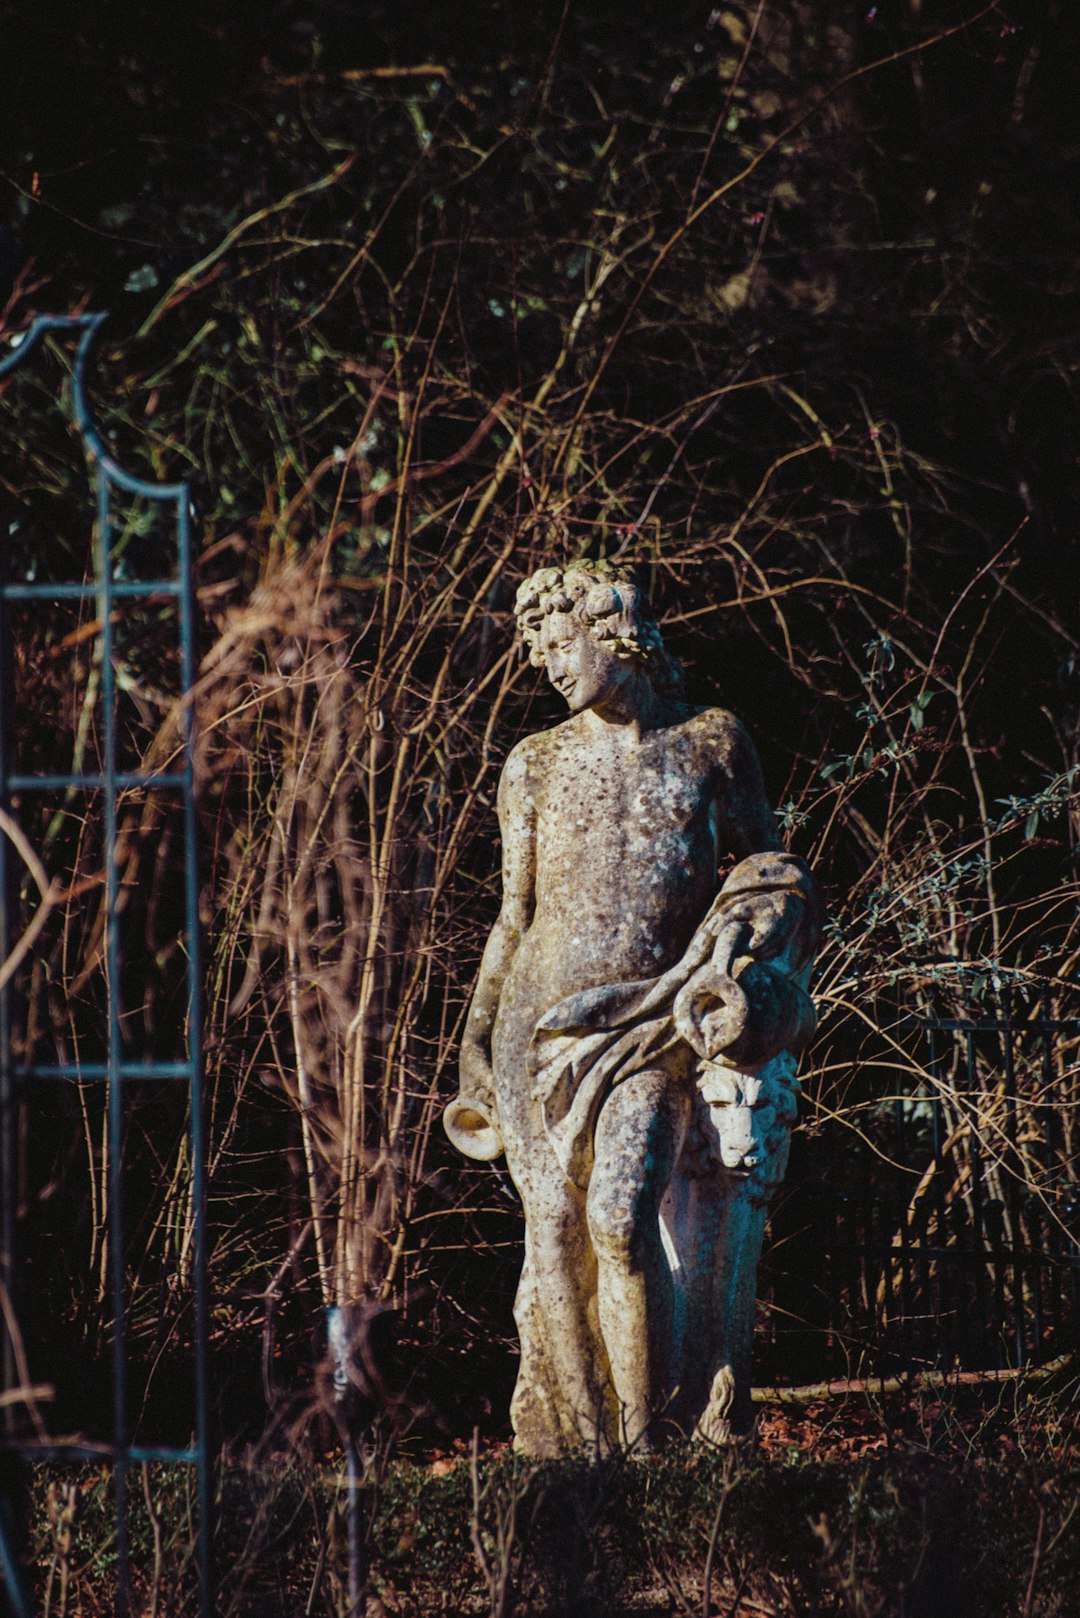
xmin=492 ymin=705 xmax=740 ymax=1103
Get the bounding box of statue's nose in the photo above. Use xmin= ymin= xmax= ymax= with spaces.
xmin=717 ymin=1106 xmax=756 ymax=1167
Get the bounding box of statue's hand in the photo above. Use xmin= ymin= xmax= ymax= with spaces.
xmin=459 ymin=1036 xmax=497 ymax=1107
xmin=705 ymin=891 xmax=803 ymax=966
xmin=742 ymin=890 xmax=804 ymax=960
xmin=711 ymin=851 xmax=819 ymax=969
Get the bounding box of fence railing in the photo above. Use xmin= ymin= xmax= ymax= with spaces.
xmin=764 ymin=995 xmax=1080 ymax=1383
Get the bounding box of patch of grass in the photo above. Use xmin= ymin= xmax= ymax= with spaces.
xmin=23 ymin=1402 xmax=1080 ymax=1617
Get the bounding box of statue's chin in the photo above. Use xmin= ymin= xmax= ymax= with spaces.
xmin=444 ymin=1095 xmax=505 ymax=1161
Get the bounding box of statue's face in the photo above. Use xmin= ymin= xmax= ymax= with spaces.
xmin=539 ymin=611 xmax=627 ymax=712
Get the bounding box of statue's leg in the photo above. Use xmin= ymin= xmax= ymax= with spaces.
xmin=695 ymin=1185 xmax=769 ymax=1442
xmin=697 ymin=1093 xmax=795 ymax=1442
xmin=585 ymin=1070 xmax=689 ymax=1447
xmin=509 ymin=1226 xmax=581 ymax=1455
xmin=506 ymin=1148 xmax=610 ymax=1452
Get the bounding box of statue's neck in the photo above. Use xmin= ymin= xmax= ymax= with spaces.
xmin=582 ymin=674 xmax=666 ymax=737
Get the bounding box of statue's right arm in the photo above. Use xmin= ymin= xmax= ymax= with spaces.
xmin=458 ymin=741 xmax=537 ymax=1104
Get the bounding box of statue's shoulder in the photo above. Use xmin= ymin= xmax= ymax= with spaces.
xmin=496 ymin=728 xmax=553 ymax=810
xmin=676 ymin=703 xmax=753 ymax=761
xmin=497 ymin=717 xmax=588 ymax=811
xmin=503 ymin=716 xmax=579 ymax=767
xmin=502 ymin=727 xmax=551 ymax=771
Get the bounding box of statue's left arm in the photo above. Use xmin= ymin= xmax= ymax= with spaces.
xmin=712 ymin=713 xmax=821 ymax=960
xmin=714 ymin=713 xmax=783 ymax=858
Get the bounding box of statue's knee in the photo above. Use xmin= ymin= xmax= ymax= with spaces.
xmin=586 ymin=1181 xmax=640 ymax=1265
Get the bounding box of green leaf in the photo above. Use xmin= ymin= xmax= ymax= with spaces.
xmin=124 ymin=263 xmax=159 ymax=293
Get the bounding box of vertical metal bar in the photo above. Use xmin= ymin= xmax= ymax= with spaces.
xmin=965 ymin=1029 xmax=987 ymax=1361
xmin=835 ymin=1184 xmax=841 ymax=1372
xmin=328 ymin=1306 xmax=366 ymax=1612
xmin=950 ymin=1032 xmax=968 ymax=1366
xmin=843 ymin=1186 xmax=859 ymax=1370
xmin=1002 ymin=1020 xmax=1024 ymax=1361
xmin=859 ymin=1122 xmax=871 ymax=1360
xmin=915 ymin=1174 xmax=932 ymax=1367
xmin=1026 ymin=1008 xmax=1051 ymax=1355
xmin=897 ymin=1194 xmax=914 ymax=1368
xmin=98 ymin=468 xmax=131 ymax=1618
xmin=346 ymin=1436 xmax=363 ymax=1616
xmin=178 ymin=492 xmax=212 ymax=1618
xmin=0 ymin=493 xmax=31 ymax=1618
xmin=925 ymin=1028 xmax=944 ymax=1359
xmin=0 ymin=1512 xmax=34 ymax=1618
xmin=0 ymin=495 xmax=16 ymax=1418
xmin=1042 ymin=1016 xmax=1064 ymax=1345
xmin=930 ymin=1045 xmax=949 ymax=1361
xmin=1028 ymin=1188 xmax=1045 ymax=1353
xmin=906 ymin=1046 xmax=932 ymax=1366
xmin=1040 ymin=989 xmax=1056 ymax=1177
xmin=989 ymin=1209 xmax=1006 ymax=1370
xmin=889 ymin=1088 xmax=914 ymax=1367
xmin=878 ymin=1169 xmax=893 ymax=1354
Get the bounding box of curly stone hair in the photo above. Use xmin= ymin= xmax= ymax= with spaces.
xmin=513 ymin=558 xmax=683 ymax=698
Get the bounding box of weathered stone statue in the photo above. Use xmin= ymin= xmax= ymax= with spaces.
xmin=445 ymin=560 xmax=819 ymax=1453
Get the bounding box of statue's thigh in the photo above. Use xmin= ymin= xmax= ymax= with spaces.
xmin=506 ymin=1139 xmax=589 ymax=1266
xmin=588 ymin=1073 xmax=687 ymax=1253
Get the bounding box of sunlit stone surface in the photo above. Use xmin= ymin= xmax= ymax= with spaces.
xmin=445 ymin=560 xmax=820 ymax=1453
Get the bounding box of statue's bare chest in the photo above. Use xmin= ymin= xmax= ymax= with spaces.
xmin=532 ymin=729 xmax=719 ymax=871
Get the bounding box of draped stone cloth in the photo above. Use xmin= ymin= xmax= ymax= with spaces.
xmin=529 ymin=851 xmax=820 ymax=1190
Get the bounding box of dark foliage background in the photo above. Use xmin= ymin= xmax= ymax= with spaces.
xmin=2 ymin=0 xmax=1078 ymax=1469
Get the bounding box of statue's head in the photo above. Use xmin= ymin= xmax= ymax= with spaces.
xmin=514 ymin=558 xmax=682 ymax=711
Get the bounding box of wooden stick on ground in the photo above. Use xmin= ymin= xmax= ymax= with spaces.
xmin=751 ymin=1355 xmax=1073 ymax=1404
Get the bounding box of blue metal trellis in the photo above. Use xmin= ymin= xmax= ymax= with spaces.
xmin=0 ymin=313 xmax=210 ymax=1617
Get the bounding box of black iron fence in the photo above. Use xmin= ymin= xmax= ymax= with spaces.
xmin=764 ymin=994 xmax=1080 ymax=1384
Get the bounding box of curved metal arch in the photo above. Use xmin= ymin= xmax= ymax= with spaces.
xmin=0 ymin=312 xmax=97 ymax=376
xmin=1 ymin=312 xmax=188 ymax=501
